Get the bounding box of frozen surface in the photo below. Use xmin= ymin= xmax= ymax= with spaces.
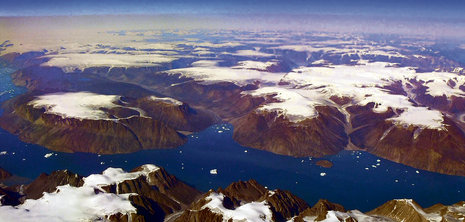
xmin=0 ymin=164 xmax=159 ymax=222
xmin=29 ymin=92 xmax=120 ymax=120
xmin=203 ymin=192 xmax=273 ymax=222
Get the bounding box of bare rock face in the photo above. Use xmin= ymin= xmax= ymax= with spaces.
xmin=102 ymin=176 xmax=181 ymax=221
xmin=231 ymin=106 xmax=348 ymax=158
xmin=166 ymin=81 xmax=264 ymax=120
xmin=0 ymin=63 xmax=218 ymax=155
xmin=220 ymin=179 xmax=268 ymax=203
xmin=293 ymin=199 xmax=346 ymax=222
xmin=347 ymin=104 xmax=465 ymax=176
xmin=22 ymin=170 xmax=84 ymax=200
xmin=365 ymin=122 xmax=465 ymax=176
xmin=369 ymin=199 xmax=465 ymax=222
xmin=266 ymin=189 xmax=310 ymax=221
xmin=0 ymin=167 xmax=12 ymax=181
xmin=0 ymin=93 xmax=190 ymax=154
xmin=101 ymin=166 xmax=202 ymax=222
xmin=101 ymin=167 xmax=203 ymax=219
xmin=0 ymin=169 xmax=83 ymax=206
xmin=292 ymin=198 xmax=465 ymax=222
xmin=141 ymin=167 xmax=203 ymax=206
xmin=368 ymin=199 xmax=435 ymax=222
xmin=99 ymin=166 xmax=201 ymax=222
xmin=173 ymin=207 xmax=225 ymax=222
xmin=176 ymin=179 xmax=309 ymax=222
xmin=135 ymin=96 xmax=219 ymax=132
xmin=424 ymin=201 xmax=465 ymax=221
xmin=221 ymin=180 xmax=309 ymax=221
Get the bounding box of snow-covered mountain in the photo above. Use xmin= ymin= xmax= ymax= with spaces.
xmin=1 ymin=166 xmax=464 ymax=222
xmin=1 ymin=30 xmax=465 ymax=177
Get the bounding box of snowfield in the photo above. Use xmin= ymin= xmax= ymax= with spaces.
xmin=29 ymin=92 xmax=181 ymax=121
xmin=10 ymin=29 xmax=464 ymax=130
xmin=41 ymin=53 xmax=177 ymax=72
xmin=203 ymin=192 xmax=274 ymax=222
xmin=29 ymin=92 xmax=121 ymax=120
xmin=0 ymin=164 xmax=160 ymax=222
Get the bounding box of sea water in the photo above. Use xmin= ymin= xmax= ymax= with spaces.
xmin=0 ymin=67 xmax=464 ymax=212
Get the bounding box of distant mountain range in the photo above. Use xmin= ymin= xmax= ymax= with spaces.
xmin=1 ymin=30 xmax=465 ymax=178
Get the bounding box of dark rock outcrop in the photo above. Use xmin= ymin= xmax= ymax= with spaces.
xmin=22 ymin=169 xmax=84 ymax=200
xmin=315 ymin=160 xmax=333 ymax=168
xmin=0 ymin=186 xmax=21 ymax=206
xmin=134 ymin=96 xmax=219 ymax=132
xmin=0 ymin=167 xmax=12 ymax=181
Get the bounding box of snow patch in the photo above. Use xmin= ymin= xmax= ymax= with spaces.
xmin=273 ymin=62 xmax=447 ymax=128
xmin=84 ymin=164 xmax=160 ymax=187
xmin=394 ymin=199 xmax=442 ymax=222
xmin=0 ymin=164 xmax=160 ymax=222
xmin=149 ymin=95 xmax=183 ymax=105
xmin=414 ymin=72 xmax=465 ymax=98
xmin=191 ymin=60 xmax=221 ymax=67
xmin=233 ymin=60 xmax=277 ymax=71
xmin=184 ymin=41 xmax=242 ymax=48
xmin=320 ymin=210 xmax=391 ymax=222
xmin=203 ymin=192 xmax=273 ymax=222
xmin=166 ymin=65 xmax=283 ymax=86
xmin=41 ymin=53 xmax=177 ymax=72
xmin=29 ymin=92 xmax=120 ymax=120
xmin=0 ymin=185 xmax=135 ymax=222
xmin=388 ymin=106 xmax=444 ymax=129
xmin=230 ymin=50 xmax=275 ymax=57
xmin=29 ymin=92 xmax=146 ymax=121
xmin=245 ymin=87 xmax=321 ymax=122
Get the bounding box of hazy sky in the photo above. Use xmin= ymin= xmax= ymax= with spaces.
xmin=1 ymin=0 xmax=465 ymax=19
xmin=1 ymin=0 xmax=465 ymax=38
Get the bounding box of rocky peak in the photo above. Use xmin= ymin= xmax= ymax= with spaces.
xmin=264 ymin=189 xmax=309 ymax=221
xmin=22 ymin=169 xmax=84 ymax=200
xmin=176 ymin=180 xmax=308 ymax=222
xmin=368 ymin=199 xmax=441 ymax=222
xmin=0 ymin=165 xmax=201 ymax=222
xmin=141 ymin=167 xmax=202 ymax=206
xmin=424 ymin=201 xmax=465 ymax=221
xmin=1 ymin=167 xmax=465 ymax=222
xmin=293 ymin=199 xmax=346 ymax=222
xmin=221 ymin=179 xmax=268 ymax=203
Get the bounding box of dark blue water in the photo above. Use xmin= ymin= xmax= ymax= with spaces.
xmin=0 ymin=67 xmax=465 ymax=212
xmin=0 ymin=67 xmax=27 ymax=113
